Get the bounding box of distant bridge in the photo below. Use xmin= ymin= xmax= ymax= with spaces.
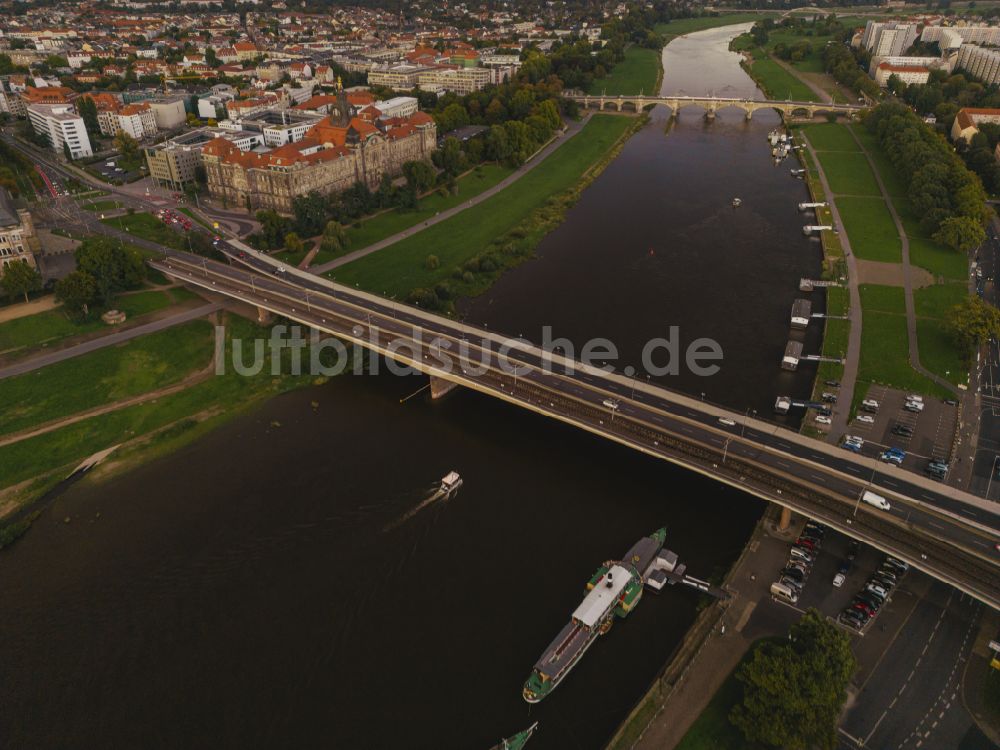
xmin=562 ymin=92 xmax=865 ymax=120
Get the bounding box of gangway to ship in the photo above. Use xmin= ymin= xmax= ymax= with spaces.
xmin=800 ymin=278 xmax=843 ymax=292
xmin=799 ymin=201 xmax=828 ymax=211
xmin=803 ymin=225 xmax=834 ymax=236
xmin=811 ymin=312 xmax=849 ymax=320
xmin=774 ymin=396 xmax=829 ymax=414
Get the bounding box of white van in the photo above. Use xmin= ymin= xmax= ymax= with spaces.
xmin=718 ymin=417 xmax=736 ymax=427
xmin=861 ymin=490 xmax=891 ymax=511
xmin=770 ymin=581 xmax=799 ymax=603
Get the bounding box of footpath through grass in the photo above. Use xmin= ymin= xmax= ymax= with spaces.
xmin=587 ymin=45 xmax=660 ymax=95
xmin=747 ymin=56 xmax=818 ymax=102
xmin=0 ymin=289 xmax=185 ymax=359
xmin=331 ymin=115 xmax=635 ymax=299
xmin=0 ymin=320 xmax=213 ymax=438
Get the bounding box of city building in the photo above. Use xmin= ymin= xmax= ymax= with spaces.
xmin=956 ymin=44 xmax=1000 ymax=86
xmin=147 ymin=96 xmax=187 ymax=130
xmin=201 ymin=90 xmax=436 ymax=214
xmin=874 ymin=62 xmax=931 ymax=87
xmin=372 ymin=96 xmax=418 ymax=118
xmin=0 ymin=189 xmax=39 ymax=272
xmin=116 ymin=102 xmax=158 ymax=140
xmin=367 ymin=63 xmax=432 ymax=89
xmin=921 ymin=24 xmax=1000 ymax=47
xmin=416 ymin=66 xmax=493 ymax=94
xmin=860 ymin=21 xmax=919 ymax=57
xmin=228 ymin=108 xmax=324 ymax=146
xmin=144 ymin=126 xmax=264 ymax=190
xmin=950 ymin=107 xmax=1000 ymax=142
xmin=26 ymin=103 xmax=93 ymax=158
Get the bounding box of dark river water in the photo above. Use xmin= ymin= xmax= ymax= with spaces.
xmin=0 ymin=25 xmax=823 ymax=750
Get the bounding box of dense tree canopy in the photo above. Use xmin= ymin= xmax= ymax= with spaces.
xmin=947 ymin=295 xmax=1000 ymax=359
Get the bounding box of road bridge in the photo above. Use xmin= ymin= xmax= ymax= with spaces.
xmin=152 ymin=245 xmax=1000 ymax=610
xmin=562 ymin=92 xmax=864 ymax=120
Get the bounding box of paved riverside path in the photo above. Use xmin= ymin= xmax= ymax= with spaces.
xmin=309 ymin=115 xmax=588 ymax=275
xmin=800 ymin=133 xmax=863 ymax=440
xmin=0 ymin=303 xmax=219 ymax=380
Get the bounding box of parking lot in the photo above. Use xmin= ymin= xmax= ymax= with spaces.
xmin=843 ymin=385 xmax=958 ymax=480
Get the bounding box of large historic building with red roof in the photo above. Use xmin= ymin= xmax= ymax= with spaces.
xmin=200 ymin=90 xmax=436 ymax=214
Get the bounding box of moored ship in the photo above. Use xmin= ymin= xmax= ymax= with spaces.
xmin=522 ymin=528 xmax=666 ymax=703
xmin=487 ymin=721 xmax=539 ymax=750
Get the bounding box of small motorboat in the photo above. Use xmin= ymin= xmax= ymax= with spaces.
xmin=440 ymin=470 xmax=462 ymax=493
xmin=732 ymin=198 xmax=742 ymax=208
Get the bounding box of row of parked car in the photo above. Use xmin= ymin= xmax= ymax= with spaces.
xmin=770 ymin=521 xmax=828 ymax=605
xmin=838 ymin=554 xmax=909 ymax=631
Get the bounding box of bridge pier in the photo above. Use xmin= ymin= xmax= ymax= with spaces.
xmin=256 ymin=306 xmax=273 ymax=325
xmin=745 ymin=109 xmax=753 ymax=121
xmin=429 ymin=375 xmax=459 ymax=400
xmin=704 ymin=109 xmax=716 ymax=121
xmin=778 ymin=505 xmax=792 ymax=531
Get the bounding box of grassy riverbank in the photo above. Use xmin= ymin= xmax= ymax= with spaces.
xmin=329 ymin=114 xmax=641 ymax=306
xmin=655 ymin=13 xmax=773 ymax=41
xmin=0 ymin=314 xmax=340 ymax=521
xmin=587 ymin=46 xmax=661 ymax=96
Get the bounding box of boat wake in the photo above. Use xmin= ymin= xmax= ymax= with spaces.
xmin=383 ymin=485 xmax=460 ymax=532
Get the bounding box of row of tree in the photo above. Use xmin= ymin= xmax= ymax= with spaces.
xmin=54 ymin=238 xmax=147 ymax=318
xmin=866 ymin=101 xmax=990 ymax=252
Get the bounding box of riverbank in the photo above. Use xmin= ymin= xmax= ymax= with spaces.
xmin=330 ymin=114 xmax=645 ymax=308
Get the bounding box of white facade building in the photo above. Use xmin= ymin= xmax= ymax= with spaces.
xmin=956 ymin=44 xmax=1000 ymax=86
xmin=921 ymin=24 xmax=1000 ymax=46
xmin=26 ymin=103 xmax=93 ymax=158
xmin=373 ymin=96 xmax=418 ymax=118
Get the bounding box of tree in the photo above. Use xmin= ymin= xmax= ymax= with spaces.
xmin=933 ymin=216 xmax=987 ymax=254
xmin=284 ymin=232 xmax=304 ymax=254
xmin=402 ymin=160 xmax=436 ymax=193
xmin=113 ymin=131 xmax=139 ymax=162
xmin=438 ymin=137 xmax=467 ymax=176
xmin=947 ymin=295 xmax=1000 ymax=359
xmin=730 ymin=609 xmax=856 ymax=750
xmin=0 ymin=259 xmax=42 ymax=303
xmin=320 ymin=220 xmax=349 ymax=254
xmin=74 ymin=237 xmax=145 ymax=306
xmin=77 ymin=95 xmax=100 ymax=139
xmin=55 ymin=270 xmax=97 ymax=318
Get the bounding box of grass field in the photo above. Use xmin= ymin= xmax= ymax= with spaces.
xmin=0 ymin=320 xmax=213 ymax=438
xmin=859 ymin=284 xmax=905 ymax=314
xmin=836 ymin=197 xmax=901 ymax=262
xmin=101 ymin=212 xmax=187 ymax=251
xmin=816 ymin=152 xmax=880 ymax=196
xmin=800 ymin=123 xmax=860 ymax=152
xmin=655 ymin=13 xmax=773 ymax=40
xmin=827 ymin=285 xmax=850 ymax=316
xmin=849 ymin=126 xmax=906 ymax=198
xmin=747 ymin=57 xmax=818 ymax=102
xmin=331 ymin=115 xmax=635 ymax=298
xmin=588 ymin=46 xmax=660 ymax=95
xmin=858 ymin=311 xmax=950 ymax=399
xmin=0 ymin=289 xmax=182 ymax=357
xmin=915 ymin=284 xmax=968 ymax=386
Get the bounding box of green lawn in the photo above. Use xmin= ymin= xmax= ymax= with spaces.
xmin=656 ymin=13 xmax=775 ymax=40
xmin=823 ymin=317 xmax=850 ymax=359
xmin=849 ymin=126 xmax=906 ymax=198
xmin=331 ymin=115 xmax=635 ymax=298
xmin=859 ymin=284 xmax=906 ymax=314
xmin=915 ymin=284 xmax=969 ymax=386
xmin=836 ymin=197 xmax=901 ymax=262
xmin=748 ymin=56 xmax=819 ymax=102
xmin=858 ymin=311 xmax=951 ymax=399
xmin=0 ymin=290 xmax=180 ymax=357
xmin=800 ymin=123 xmax=860 ymax=152
xmin=179 ymin=207 xmax=215 ymax=231
xmin=817 ymin=152 xmax=880 ymax=196
xmin=914 ymin=283 xmax=967 ymax=320
xmin=100 ymin=212 xmax=187 ymax=251
xmin=827 ymin=285 xmax=849 ymax=316
xmin=0 ymin=320 xmax=213 ymax=437
xmin=587 ymin=45 xmax=660 ymax=95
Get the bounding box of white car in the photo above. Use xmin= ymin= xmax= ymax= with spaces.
xmin=815 ymin=415 xmax=832 ymax=425
xmin=602 ymin=399 xmax=619 ymax=410
xmin=904 ymin=400 xmax=924 ymax=413
xmin=833 ymin=572 xmax=846 ymax=588
xmin=845 ymin=435 xmax=864 ymax=446
xmin=718 ymin=417 xmax=736 ymax=426
xmin=856 ymin=415 xmax=875 ymax=424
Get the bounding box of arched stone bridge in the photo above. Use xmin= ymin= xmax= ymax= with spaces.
xmin=563 ymin=92 xmax=865 ymax=120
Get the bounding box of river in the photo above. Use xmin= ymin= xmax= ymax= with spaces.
xmin=0 ymin=25 xmax=821 ymax=750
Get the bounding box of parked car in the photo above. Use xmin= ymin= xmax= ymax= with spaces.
xmin=856 ymin=415 xmax=875 ymax=424
xmin=789 ymin=547 xmax=814 ymax=564
xmin=804 ymin=522 xmax=827 ymax=538
xmin=904 ymin=400 xmax=924 ymax=413
xmin=815 ymin=415 xmax=832 ymax=425
xmin=866 ymin=582 xmax=889 ymax=599
xmin=822 ymin=392 xmax=838 ymax=403
xmin=861 ymin=398 xmax=880 ymax=412
xmin=891 ymin=424 xmax=914 ymax=437
xmin=833 ymin=572 xmax=846 ymax=587
xmin=825 ymin=379 xmax=841 ymax=387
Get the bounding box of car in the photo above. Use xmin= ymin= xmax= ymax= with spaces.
xmin=794 ymin=538 xmax=817 ymax=551
xmin=799 ymin=533 xmax=822 ymax=547
xmin=945 ymin=399 xmax=959 ymax=406
xmin=718 ymin=417 xmax=735 ymax=426
xmin=866 ymin=582 xmax=889 ymax=599
xmin=789 ymin=547 xmax=814 ymax=564
xmin=904 ymin=400 xmax=924 ymax=413
xmin=880 ymin=449 xmax=905 ymax=465
xmin=891 ymin=425 xmax=914 ymax=436
xmin=833 ymin=572 xmax=846 ymax=587
xmin=782 ymin=567 xmax=805 ymax=582
xmin=803 ymin=522 xmax=827 ymax=537
xmin=862 ymin=398 xmax=880 ymax=411
xmin=818 ymin=406 xmax=832 ymax=416
xmin=822 ymin=392 xmax=838 ymax=403
xmin=274 ymin=266 xmax=287 ymax=275
xmin=841 ymin=613 xmax=865 ymax=630
xmin=603 ymin=399 xmax=620 ymax=410
xmin=825 ymin=379 xmax=841 ymax=387
xmin=856 ymin=415 xmax=875 ymax=424
xmin=855 ymin=594 xmax=881 ymax=613
xmin=785 ymin=560 xmax=809 ymax=576
xmin=237 ymin=251 xmax=248 ymax=259
xmin=885 ymin=557 xmax=909 ymax=572
xmin=844 ymin=435 xmax=864 ymax=446
xmin=872 ymin=573 xmax=896 ymax=589
xmin=843 ymin=441 xmax=861 ymax=453
xmin=847 ymin=540 xmax=860 ymax=561
xmin=852 ymin=601 xmax=875 ymax=617
xmin=815 ymin=415 xmax=832 ymax=425
xmin=779 ymin=574 xmax=804 ymax=590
